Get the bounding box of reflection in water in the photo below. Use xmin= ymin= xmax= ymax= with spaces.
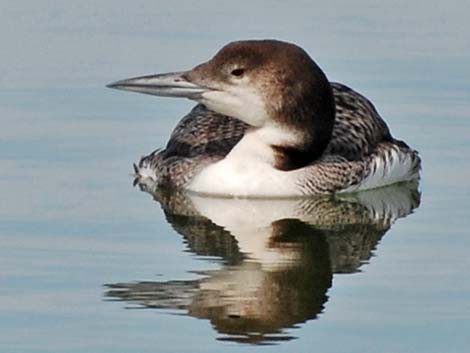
xmin=105 ymin=181 xmax=420 ymax=344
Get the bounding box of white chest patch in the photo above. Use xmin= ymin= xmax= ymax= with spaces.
xmin=187 ymin=130 xmax=300 ymax=197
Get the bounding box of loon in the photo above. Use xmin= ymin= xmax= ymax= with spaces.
xmin=108 ymin=39 xmax=420 ymax=197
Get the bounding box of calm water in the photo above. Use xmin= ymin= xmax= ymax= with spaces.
xmin=1 ymin=1 xmax=469 ymax=352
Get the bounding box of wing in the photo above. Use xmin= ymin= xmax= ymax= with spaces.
xmin=326 ymin=82 xmax=393 ymax=160
xmin=165 ymin=104 xmax=248 ymax=158
xmin=136 ymin=104 xmax=248 ymax=187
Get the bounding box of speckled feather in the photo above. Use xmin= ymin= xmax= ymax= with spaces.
xmin=136 ymin=82 xmax=420 ymax=193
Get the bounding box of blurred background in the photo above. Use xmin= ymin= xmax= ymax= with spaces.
xmin=0 ymin=1 xmax=469 ymax=352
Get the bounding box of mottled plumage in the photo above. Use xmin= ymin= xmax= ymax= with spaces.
xmin=136 ymin=82 xmax=420 ymax=194
xmin=136 ymin=105 xmax=247 ymax=187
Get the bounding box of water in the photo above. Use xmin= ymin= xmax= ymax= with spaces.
xmin=1 ymin=1 xmax=469 ymax=352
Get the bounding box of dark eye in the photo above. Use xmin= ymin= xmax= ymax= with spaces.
xmin=231 ymin=68 xmax=245 ymax=77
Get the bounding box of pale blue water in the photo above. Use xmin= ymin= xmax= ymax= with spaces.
xmin=1 ymin=1 xmax=469 ymax=352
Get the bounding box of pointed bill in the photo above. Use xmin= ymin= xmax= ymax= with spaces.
xmin=107 ymin=71 xmax=208 ymax=99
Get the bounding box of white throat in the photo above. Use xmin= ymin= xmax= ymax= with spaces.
xmin=199 ymin=85 xmax=269 ymax=127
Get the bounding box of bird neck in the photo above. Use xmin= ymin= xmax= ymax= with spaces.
xmin=228 ymin=110 xmax=334 ymax=172
xmin=263 ymin=70 xmax=336 ymax=170
xmin=268 ymin=97 xmax=336 ymax=170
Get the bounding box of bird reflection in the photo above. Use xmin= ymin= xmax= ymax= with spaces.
xmin=105 ymin=181 xmax=420 ymax=344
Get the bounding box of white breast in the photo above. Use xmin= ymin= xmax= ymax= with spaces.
xmin=187 ymin=129 xmax=300 ymax=197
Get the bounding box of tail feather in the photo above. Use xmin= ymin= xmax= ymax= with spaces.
xmin=344 ymin=143 xmax=421 ymax=193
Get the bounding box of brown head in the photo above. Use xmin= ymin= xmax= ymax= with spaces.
xmin=108 ymin=40 xmax=336 ymax=167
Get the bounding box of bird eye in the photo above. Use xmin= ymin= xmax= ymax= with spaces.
xmin=231 ymin=68 xmax=245 ymax=77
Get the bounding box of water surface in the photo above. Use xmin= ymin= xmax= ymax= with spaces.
xmin=1 ymin=1 xmax=469 ymax=352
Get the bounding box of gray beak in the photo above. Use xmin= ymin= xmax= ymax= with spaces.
xmin=107 ymin=71 xmax=208 ymax=99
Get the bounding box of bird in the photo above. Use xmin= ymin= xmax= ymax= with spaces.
xmin=107 ymin=39 xmax=420 ymax=197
